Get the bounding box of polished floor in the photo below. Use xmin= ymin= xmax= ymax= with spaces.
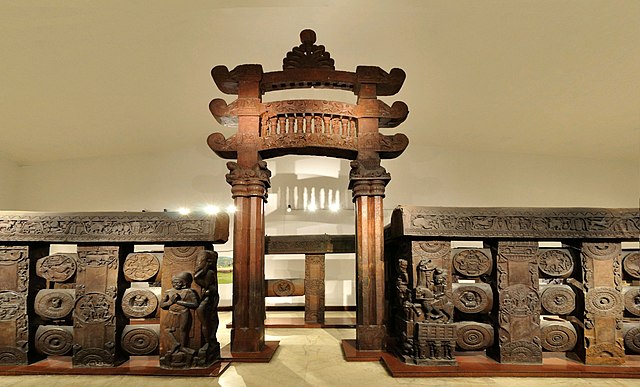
xmin=1 ymin=312 xmax=639 ymax=387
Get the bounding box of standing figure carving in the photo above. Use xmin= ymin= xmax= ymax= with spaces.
xmin=159 ymin=272 xmax=200 ymax=368
xmin=194 ymin=250 xmax=221 ymax=365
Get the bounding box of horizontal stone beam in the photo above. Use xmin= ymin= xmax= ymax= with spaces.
xmin=0 ymin=212 xmax=229 ymax=244
xmin=388 ymin=206 xmax=639 ymax=241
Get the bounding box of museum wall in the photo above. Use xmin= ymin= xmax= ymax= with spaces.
xmin=8 ymin=141 xmax=639 ymax=307
xmin=0 ymin=154 xmax=18 ymax=209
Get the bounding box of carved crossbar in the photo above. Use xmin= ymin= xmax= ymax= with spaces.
xmin=388 ymin=206 xmax=639 ymax=240
xmin=265 ymin=234 xmax=355 ymax=254
xmin=0 ymin=212 xmax=229 ymax=243
xmin=265 ymin=234 xmax=355 ymax=325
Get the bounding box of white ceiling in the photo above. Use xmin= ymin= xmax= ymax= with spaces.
xmin=1 ymin=1 xmax=639 ymax=166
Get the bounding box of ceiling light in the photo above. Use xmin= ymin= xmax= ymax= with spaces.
xmin=226 ymin=205 xmax=237 ymax=214
xmin=204 ymin=205 xmax=219 ymax=215
xmin=177 ymin=207 xmax=191 ymax=215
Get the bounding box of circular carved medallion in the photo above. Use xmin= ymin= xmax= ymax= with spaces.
xmin=541 ymin=285 xmax=576 ymax=315
xmin=121 ymin=326 xmax=159 ymax=355
xmin=123 ymin=253 xmax=160 ymax=282
xmin=0 ymin=291 xmax=25 ymax=321
xmin=74 ymin=348 xmax=114 ymax=367
xmin=35 ymin=326 xmax=73 ymax=356
xmin=586 ymin=287 xmax=623 ymax=315
xmin=623 ymin=252 xmax=640 ymax=279
xmin=36 ymin=254 xmax=77 ymax=282
xmin=623 ymin=287 xmax=640 ymax=316
xmin=453 ymin=284 xmax=492 ymax=314
xmin=272 ymin=280 xmax=295 ymax=297
xmin=456 ymin=322 xmax=493 ymax=351
xmin=540 ymin=322 xmax=577 ymax=352
xmin=537 ymin=250 xmax=574 ymax=278
xmin=74 ymin=293 xmax=114 ymax=323
xmin=624 ymin=326 xmax=640 ymax=353
xmin=453 ymin=249 xmax=492 ymax=277
xmin=35 ymin=290 xmax=75 ymax=320
xmin=0 ymin=346 xmax=27 ymax=365
xmin=121 ymin=289 xmax=158 ymax=318
xmin=584 ymin=243 xmax=620 ymax=260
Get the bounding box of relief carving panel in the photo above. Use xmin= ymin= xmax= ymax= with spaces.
xmin=35 ymin=254 xmax=77 ymax=282
xmin=35 ymin=325 xmax=73 ymax=356
xmin=452 ymin=249 xmax=492 ymax=277
xmin=537 ymin=249 xmax=574 ymax=278
xmin=34 ymin=289 xmax=75 ymax=320
xmin=452 ymin=283 xmax=492 ymax=314
xmin=121 ymin=288 xmax=159 ymax=318
xmin=540 ymin=320 xmax=577 ymax=352
xmin=121 ymin=325 xmax=160 ymax=355
xmin=540 ymin=285 xmax=576 ymax=315
xmin=123 ymin=253 xmax=160 ymax=282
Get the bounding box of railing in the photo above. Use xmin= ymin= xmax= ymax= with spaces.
xmin=384 ymin=206 xmax=639 ymax=370
xmin=0 ymin=211 xmax=229 ymax=373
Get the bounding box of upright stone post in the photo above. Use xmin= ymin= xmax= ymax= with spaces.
xmin=0 ymin=246 xmax=30 ymax=365
xmin=305 ymin=254 xmax=326 ymax=325
xmin=492 ymin=241 xmax=542 ymax=363
xmin=73 ymin=246 xmax=121 ymax=367
xmin=578 ymin=242 xmax=625 ymax=365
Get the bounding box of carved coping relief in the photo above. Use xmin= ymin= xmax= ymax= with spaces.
xmin=388 ymin=206 xmax=640 ymax=240
xmin=207 ymin=98 xmax=409 ymax=160
xmin=0 ymin=212 xmax=229 ymax=243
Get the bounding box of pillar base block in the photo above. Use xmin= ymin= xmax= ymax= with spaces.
xmin=221 ymin=341 xmax=279 ymax=363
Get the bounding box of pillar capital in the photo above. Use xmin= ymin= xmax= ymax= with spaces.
xmin=348 ymin=159 xmax=390 ymax=200
xmin=225 ymin=161 xmax=271 ymax=200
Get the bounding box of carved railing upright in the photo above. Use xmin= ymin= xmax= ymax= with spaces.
xmin=0 ymin=211 xmax=228 ymax=374
xmin=384 ymin=206 xmax=640 ymax=372
xmin=208 ymin=29 xmax=408 ymax=354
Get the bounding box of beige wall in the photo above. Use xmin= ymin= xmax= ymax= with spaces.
xmin=0 ymin=155 xmax=18 ymax=209
xmin=12 ymin=143 xmax=638 ymax=213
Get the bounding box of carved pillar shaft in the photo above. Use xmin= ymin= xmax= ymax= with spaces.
xmin=227 ymin=160 xmax=270 ymax=353
xmin=73 ymin=246 xmax=121 ymax=367
xmin=231 ymin=196 xmax=266 ymax=352
xmin=578 ymin=242 xmax=625 ymax=365
xmin=350 ymin=157 xmax=389 ymax=351
xmin=492 ymin=241 xmax=542 ymax=364
xmin=354 ymin=194 xmax=385 ymax=350
xmin=305 ymin=254 xmax=325 ymax=324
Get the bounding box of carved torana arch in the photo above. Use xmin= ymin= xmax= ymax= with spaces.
xmin=208 ymin=29 xmax=409 ymax=354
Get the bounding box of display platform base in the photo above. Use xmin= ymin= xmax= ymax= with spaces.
xmin=220 ymin=341 xmax=279 ymax=363
xmin=0 ymin=356 xmax=230 ymax=377
xmin=341 ymin=339 xmax=385 ymax=362
xmin=381 ymin=351 xmax=640 ymax=378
